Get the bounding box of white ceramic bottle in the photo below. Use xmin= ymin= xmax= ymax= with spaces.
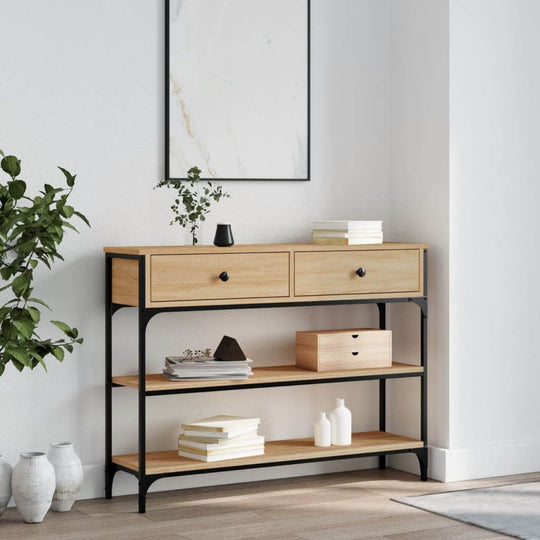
xmin=12 ymin=452 xmax=55 ymax=523
xmin=0 ymin=455 xmax=13 ymax=517
xmin=314 ymin=412 xmax=332 ymax=447
xmin=48 ymin=442 xmax=83 ymax=512
xmin=329 ymin=398 xmax=352 ymax=445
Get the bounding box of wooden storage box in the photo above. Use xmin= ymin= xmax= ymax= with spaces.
xmin=296 ymin=328 xmax=392 ymax=372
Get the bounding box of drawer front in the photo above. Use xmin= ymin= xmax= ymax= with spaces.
xmin=150 ymin=253 xmax=290 ymax=302
xmin=294 ymin=249 xmax=420 ymax=297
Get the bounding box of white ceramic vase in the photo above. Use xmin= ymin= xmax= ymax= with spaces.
xmin=48 ymin=442 xmax=83 ymax=512
xmin=12 ymin=452 xmax=55 ymax=523
xmin=314 ymin=412 xmax=332 ymax=447
xmin=0 ymin=455 xmax=13 ymax=517
xmin=329 ymin=398 xmax=352 ymax=445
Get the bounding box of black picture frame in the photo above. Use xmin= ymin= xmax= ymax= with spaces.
xmin=165 ymin=0 xmax=311 ymax=182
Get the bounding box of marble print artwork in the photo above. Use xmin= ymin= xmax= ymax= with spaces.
xmin=168 ymin=0 xmax=308 ymax=179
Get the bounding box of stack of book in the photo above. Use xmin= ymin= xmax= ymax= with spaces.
xmin=163 ymin=356 xmax=253 ymax=381
xmin=178 ymin=415 xmax=265 ymax=462
xmin=312 ymin=220 xmax=383 ymax=245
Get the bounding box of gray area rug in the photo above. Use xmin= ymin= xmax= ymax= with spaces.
xmin=394 ymin=481 xmax=540 ymax=539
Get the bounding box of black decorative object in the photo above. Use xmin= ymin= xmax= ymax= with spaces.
xmin=214 ymin=336 xmax=246 ymax=362
xmin=214 ymin=223 xmax=234 ymax=247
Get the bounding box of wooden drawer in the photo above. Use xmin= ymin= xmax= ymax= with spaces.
xmin=150 ymin=252 xmax=290 ymax=302
xmin=296 ymin=328 xmax=392 ymax=371
xmin=294 ymin=249 xmax=420 ymax=297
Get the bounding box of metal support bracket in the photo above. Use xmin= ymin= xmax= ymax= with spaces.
xmin=412 ymin=447 xmax=428 ymax=481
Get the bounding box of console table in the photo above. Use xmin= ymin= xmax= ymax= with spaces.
xmin=104 ymin=242 xmax=428 ymax=513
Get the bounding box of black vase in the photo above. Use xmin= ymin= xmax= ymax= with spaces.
xmin=213 ymin=223 xmax=234 ymax=247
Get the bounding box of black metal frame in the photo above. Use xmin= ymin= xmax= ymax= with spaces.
xmin=164 ymin=0 xmax=311 ymax=182
xmin=105 ymin=250 xmax=428 ymax=513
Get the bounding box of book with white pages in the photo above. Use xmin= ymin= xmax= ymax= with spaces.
xmin=178 ymin=434 xmax=265 ymax=451
xmin=182 ymin=415 xmax=260 ymax=432
xmin=178 ymin=447 xmax=265 ymax=462
xmin=163 ymin=373 xmax=250 ymax=381
xmin=163 ymin=365 xmax=251 ymax=377
xmin=313 ymin=237 xmax=383 ymax=245
xmin=312 ymin=220 xmax=383 ymax=230
xmin=178 ymin=443 xmax=264 ymax=456
xmin=312 ymin=231 xmax=383 ymax=238
xmin=182 ymin=426 xmax=259 ymax=439
xmin=165 ymin=358 xmax=253 ymax=368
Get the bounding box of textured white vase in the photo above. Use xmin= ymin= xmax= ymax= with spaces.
xmin=314 ymin=412 xmax=332 ymax=447
xmin=48 ymin=442 xmax=83 ymax=512
xmin=12 ymin=452 xmax=55 ymax=523
xmin=0 ymin=455 xmax=13 ymax=517
xmin=329 ymin=398 xmax=352 ymax=445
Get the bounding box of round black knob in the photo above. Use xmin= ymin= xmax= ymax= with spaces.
xmin=219 ymin=271 xmax=229 ymax=282
xmin=356 ymin=267 xmax=367 ymax=278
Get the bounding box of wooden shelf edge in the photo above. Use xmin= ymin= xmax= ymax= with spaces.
xmin=112 ymin=363 xmax=424 ymax=392
xmin=112 ymin=431 xmax=424 ymax=475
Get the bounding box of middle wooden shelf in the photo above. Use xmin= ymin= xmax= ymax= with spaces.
xmin=112 ymin=363 xmax=424 ymax=395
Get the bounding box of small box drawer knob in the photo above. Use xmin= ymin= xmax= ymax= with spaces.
xmin=219 ymin=271 xmax=230 ymax=282
xmin=355 ymin=267 xmax=367 ymax=278
xmin=351 ymin=352 xmax=359 ymax=356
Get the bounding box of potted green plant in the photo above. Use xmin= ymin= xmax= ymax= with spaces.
xmin=155 ymin=166 xmax=229 ymax=245
xmin=0 ymin=149 xmax=90 ymax=377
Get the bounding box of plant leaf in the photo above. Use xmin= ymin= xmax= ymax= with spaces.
xmin=51 ymin=320 xmax=72 ymax=336
xmin=74 ymin=210 xmax=90 ymax=227
xmin=52 ymin=347 xmax=65 ymax=362
xmin=58 ymin=166 xmax=76 ymax=187
xmin=12 ymin=273 xmax=30 ymax=298
xmin=11 ymin=359 xmax=24 ymax=372
xmin=8 ymin=180 xmax=26 ymax=199
xmin=13 ymin=320 xmax=35 ymax=340
xmin=1 ymin=155 xmax=21 ymax=177
xmin=27 ymin=307 xmax=41 ymax=322
xmin=7 ymin=347 xmax=31 ymax=367
xmin=28 ymin=297 xmax=51 ymax=310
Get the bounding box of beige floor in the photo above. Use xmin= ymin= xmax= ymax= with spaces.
xmin=2 ymin=468 xmax=538 ymax=539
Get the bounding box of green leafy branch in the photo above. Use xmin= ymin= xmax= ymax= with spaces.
xmin=155 ymin=166 xmax=229 ymax=245
xmin=0 ymin=149 xmax=90 ymax=377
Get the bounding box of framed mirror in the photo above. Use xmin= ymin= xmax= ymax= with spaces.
xmin=166 ymin=0 xmax=310 ymax=181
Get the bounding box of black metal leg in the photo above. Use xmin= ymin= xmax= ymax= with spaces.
xmin=413 ymin=250 xmax=429 ymax=480
xmin=413 ymin=448 xmax=428 ymax=481
xmin=139 ymin=477 xmax=151 ymax=514
xmin=105 ymin=255 xmax=113 ymax=499
xmin=138 ymin=257 xmax=148 ymax=513
xmin=377 ymin=302 xmax=387 ymax=470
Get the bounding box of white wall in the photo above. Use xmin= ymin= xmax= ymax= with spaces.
xmin=447 ymin=0 xmax=540 ymax=481
xmin=0 ymin=0 xmax=396 ymax=499
xmin=386 ymin=0 xmax=450 ymax=480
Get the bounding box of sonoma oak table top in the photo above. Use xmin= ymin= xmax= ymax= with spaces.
xmin=104 ymin=242 xmax=429 ymax=255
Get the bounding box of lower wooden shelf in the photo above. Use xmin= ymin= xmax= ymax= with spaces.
xmin=112 ymin=431 xmax=424 ymax=475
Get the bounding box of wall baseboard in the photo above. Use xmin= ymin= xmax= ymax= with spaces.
xmin=390 ymin=442 xmax=540 ymax=483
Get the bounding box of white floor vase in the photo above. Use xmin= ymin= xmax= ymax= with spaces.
xmin=48 ymin=442 xmax=83 ymax=512
xmin=12 ymin=452 xmax=55 ymax=523
xmin=0 ymin=455 xmax=13 ymax=517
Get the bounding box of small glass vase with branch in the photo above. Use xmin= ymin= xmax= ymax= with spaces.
xmin=155 ymin=166 xmax=229 ymax=245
